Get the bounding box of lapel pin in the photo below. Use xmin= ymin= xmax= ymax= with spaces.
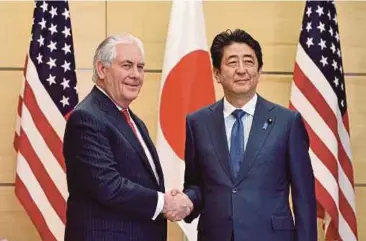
xmin=262 ymin=118 xmax=273 ymax=130
xmin=262 ymin=122 xmax=268 ymax=130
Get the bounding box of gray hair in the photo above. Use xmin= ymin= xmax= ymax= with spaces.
xmin=92 ymin=33 xmax=145 ymax=82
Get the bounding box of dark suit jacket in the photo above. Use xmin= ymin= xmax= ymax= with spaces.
xmin=63 ymin=87 xmax=166 ymax=241
xmin=183 ymin=96 xmax=316 ymax=241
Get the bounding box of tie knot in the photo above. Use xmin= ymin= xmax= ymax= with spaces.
xmin=121 ymin=109 xmax=130 ymax=121
xmin=232 ymin=109 xmax=245 ymax=120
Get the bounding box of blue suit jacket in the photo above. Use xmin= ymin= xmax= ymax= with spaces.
xmin=63 ymin=87 xmax=166 ymax=241
xmin=183 ymin=96 xmax=317 ymax=241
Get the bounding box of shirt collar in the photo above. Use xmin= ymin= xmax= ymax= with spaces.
xmin=223 ymin=93 xmax=257 ymax=118
xmin=96 ymin=85 xmax=125 ymax=111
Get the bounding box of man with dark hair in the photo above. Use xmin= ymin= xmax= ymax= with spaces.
xmin=183 ymin=29 xmax=317 ymax=241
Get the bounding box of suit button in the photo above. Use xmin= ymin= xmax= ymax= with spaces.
xmin=232 ymin=188 xmax=237 ymax=194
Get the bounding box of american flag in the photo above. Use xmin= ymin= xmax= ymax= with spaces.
xmin=290 ymin=1 xmax=357 ymax=240
xmin=14 ymin=1 xmax=78 ymax=240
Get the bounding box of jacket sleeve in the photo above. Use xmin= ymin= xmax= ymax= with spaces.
xmin=183 ymin=116 xmax=203 ymax=223
xmin=63 ymin=109 xmax=158 ymax=220
xmin=288 ymin=112 xmax=317 ymax=241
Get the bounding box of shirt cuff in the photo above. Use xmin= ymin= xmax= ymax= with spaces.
xmin=152 ymin=191 xmax=164 ymax=220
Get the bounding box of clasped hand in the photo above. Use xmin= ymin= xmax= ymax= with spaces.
xmin=163 ymin=189 xmax=193 ymax=222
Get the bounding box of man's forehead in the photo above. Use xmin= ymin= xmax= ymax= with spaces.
xmin=223 ymin=43 xmax=256 ymax=59
xmin=116 ymin=43 xmax=143 ymax=54
xmin=115 ymin=45 xmax=144 ymax=63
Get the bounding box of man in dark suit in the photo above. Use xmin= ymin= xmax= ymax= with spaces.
xmin=63 ymin=34 xmax=192 ymax=241
xmin=183 ymin=29 xmax=317 ymax=241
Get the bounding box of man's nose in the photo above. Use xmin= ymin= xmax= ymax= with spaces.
xmin=236 ymin=62 xmax=247 ymax=74
xmin=129 ymin=66 xmax=140 ymax=78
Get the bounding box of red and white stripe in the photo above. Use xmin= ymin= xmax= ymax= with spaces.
xmin=290 ymin=44 xmax=357 ymax=241
xmin=14 ymin=55 xmax=67 ymax=241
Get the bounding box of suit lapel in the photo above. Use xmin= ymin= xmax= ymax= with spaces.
xmin=131 ymin=112 xmax=164 ymax=189
xmin=235 ymin=96 xmax=276 ymax=184
xmin=93 ymin=87 xmax=160 ymax=186
xmin=207 ymin=99 xmax=234 ymax=183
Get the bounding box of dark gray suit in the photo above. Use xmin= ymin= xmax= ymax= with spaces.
xmin=63 ymin=86 xmax=166 ymax=241
xmin=183 ymin=96 xmax=316 ymax=241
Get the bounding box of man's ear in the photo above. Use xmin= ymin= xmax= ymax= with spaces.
xmin=96 ymin=61 xmax=106 ymax=80
xmin=258 ymin=66 xmax=263 ymax=78
xmin=213 ymin=68 xmax=221 ymax=83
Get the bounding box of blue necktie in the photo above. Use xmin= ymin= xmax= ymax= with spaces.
xmin=230 ymin=109 xmax=245 ymax=178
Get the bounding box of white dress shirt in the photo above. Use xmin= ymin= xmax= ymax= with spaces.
xmin=223 ymin=94 xmax=257 ymax=152
xmin=96 ymin=85 xmax=164 ymax=220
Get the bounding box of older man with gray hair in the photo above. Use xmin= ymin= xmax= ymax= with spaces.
xmin=63 ymin=33 xmax=192 ymax=241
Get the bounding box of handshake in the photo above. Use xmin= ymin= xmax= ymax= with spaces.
xmin=163 ymin=189 xmax=193 ymax=222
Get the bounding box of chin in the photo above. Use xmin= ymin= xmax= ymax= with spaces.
xmin=125 ymin=88 xmax=140 ymax=96
xmin=233 ymin=87 xmax=250 ymax=94
xmin=126 ymin=93 xmax=139 ymax=102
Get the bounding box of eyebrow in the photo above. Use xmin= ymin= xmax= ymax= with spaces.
xmin=227 ymin=54 xmax=254 ymax=60
xmin=121 ymin=59 xmax=145 ymax=66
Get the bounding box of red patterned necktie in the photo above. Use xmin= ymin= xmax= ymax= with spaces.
xmin=121 ymin=109 xmax=138 ymax=136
